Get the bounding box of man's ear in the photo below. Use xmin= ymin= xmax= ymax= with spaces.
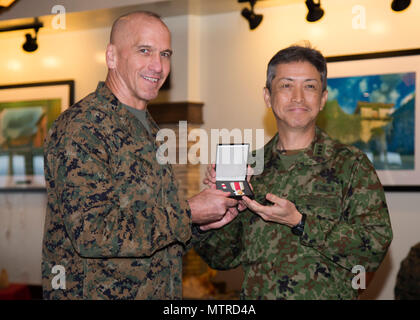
xmin=320 ymin=89 xmax=328 ymax=111
xmin=263 ymin=87 xmax=272 ymax=109
xmin=106 ymin=43 xmax=117 ymax=69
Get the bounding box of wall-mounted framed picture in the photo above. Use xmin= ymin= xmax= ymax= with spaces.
xmin=0 ymin=80 xmax=74 ymax=191
xmin=322 ymin=49 xmax=420 ymax=192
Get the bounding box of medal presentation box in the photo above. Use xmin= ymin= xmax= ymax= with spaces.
xmin=215 ymin=144 xmax=254 ymax=200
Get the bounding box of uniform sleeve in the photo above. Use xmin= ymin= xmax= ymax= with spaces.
xmin=192 ymin=212 xmax=244 ymax=270
xmin=299 ymin=154 xmax=393 ymax=272
xmin=49 ymin=125 xmax=192 ymax=259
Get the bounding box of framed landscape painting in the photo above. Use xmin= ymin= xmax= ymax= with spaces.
xmin=0 ymin=80 xmax=74 ymax=191
xmin=322 ymin=49 xmax=420 ymax=191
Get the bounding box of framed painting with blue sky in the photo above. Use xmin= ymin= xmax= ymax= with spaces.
xmin=322 ymin=49 xmax=420 ymax=191
xmin=0 ymin=80 xmax=74 ymax=191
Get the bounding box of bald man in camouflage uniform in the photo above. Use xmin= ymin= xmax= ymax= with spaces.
xmin=196 ymin=45 xmax=393 ymax=299
xmin=42 ymin=11 xmax=238 ymax=300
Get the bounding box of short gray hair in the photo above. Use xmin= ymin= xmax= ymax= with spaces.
xmin=110 ymin=10 xmax=165 ymax=44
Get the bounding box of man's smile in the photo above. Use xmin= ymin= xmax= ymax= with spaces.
xmin=141 ymin=75 xmax=160 ymax=83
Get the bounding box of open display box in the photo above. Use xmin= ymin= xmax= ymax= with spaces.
xmin=215 ymin=144 xmax=254 ymax=199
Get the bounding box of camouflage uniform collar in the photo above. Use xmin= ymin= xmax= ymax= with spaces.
xmin=265 ymin=126 xmax=335 ymax=167
xmin=95 ymin=81 xmax=161 ymax=137
xmin=95 ymin=81 xmax=121 ymax=110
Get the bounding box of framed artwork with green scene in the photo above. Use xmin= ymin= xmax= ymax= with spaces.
xmin=323 ymin=49 xmax=419 ymax=191
xmin=0 ymin=80 xmax=74 ymax=191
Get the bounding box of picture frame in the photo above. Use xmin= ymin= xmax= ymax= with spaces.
xmin=323 ymin=49 xmax=420 ymax=192
xmin=0 ymin=80 xmax=74 ymax=191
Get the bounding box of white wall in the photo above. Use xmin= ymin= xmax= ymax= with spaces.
xmin=0 ymin=192 xmax=47 ymax=285
xmin=1 ymin=27 xmax=108 ymax=99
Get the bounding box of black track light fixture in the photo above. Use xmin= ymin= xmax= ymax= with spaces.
xmin=238 ymin=0 xmax=263 ymax=30
xmin=22 ymin=31 xmax=38 ymax=52
xmin=391 ymin=0 xmax=411 ymax=11
xmin=23 ymin=18 xmax=42 ymax=52
xmin=0 ymin=17 xmax=43 ymax=53
xmin=305 ymin=0 xmax=324 ymax=22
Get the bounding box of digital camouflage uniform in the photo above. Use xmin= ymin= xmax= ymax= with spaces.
xmin=42 ymin=82 xmax=192 ymax=299
xmin=195 ymin=127 xmax=393 ymax=300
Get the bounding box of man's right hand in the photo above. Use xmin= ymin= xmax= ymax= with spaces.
xmin=202 ymin=163 xmax=253 ymax=212
xmin=188 ymin=188 xmax=238 ymax=226
xmin=202 ymin=163 xmax=217 ymax=188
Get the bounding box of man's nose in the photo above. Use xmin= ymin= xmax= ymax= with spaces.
xmin=149 ymin=53 xmax=163 ymax=73
xmin=291 ymin=85 xmax=304 ymax=103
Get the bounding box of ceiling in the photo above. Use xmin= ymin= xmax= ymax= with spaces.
xmin=0 ymin=0 xmax=304 ymax=35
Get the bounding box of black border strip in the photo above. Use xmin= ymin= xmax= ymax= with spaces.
xmin=326 ymin=48 xmax=420 ymax=62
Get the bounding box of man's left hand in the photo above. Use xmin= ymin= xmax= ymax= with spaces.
xmin=199 ymin=207 xmax=239 ymax=231
xmin=242 ymin=193 xmax=302 ymax=228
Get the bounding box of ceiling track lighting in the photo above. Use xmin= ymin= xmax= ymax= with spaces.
xmin=391 ymin=0 xmax=411 ymax=11
xmin=238 ymin=0 xmax=263 ymax=30
xmin=305 ymin=0 xmax=324 ymax=22
xmin=0 ymin=17 xmax=43 ymax=52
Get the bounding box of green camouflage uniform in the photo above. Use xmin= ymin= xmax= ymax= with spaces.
xmin=42 ymin=82 xmax=192 ymax=299
xmin=194 ymin=127 xmax=393 ymax=300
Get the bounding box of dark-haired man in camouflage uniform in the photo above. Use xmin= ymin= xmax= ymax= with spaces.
xmin=196 ymin=45 xmax=393 ymax=299
xmin=42 ymin=11 xmax=238 ymax=300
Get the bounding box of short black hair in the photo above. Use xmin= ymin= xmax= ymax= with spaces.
xmin=266 ymin=44 xmax=327 ymax=92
